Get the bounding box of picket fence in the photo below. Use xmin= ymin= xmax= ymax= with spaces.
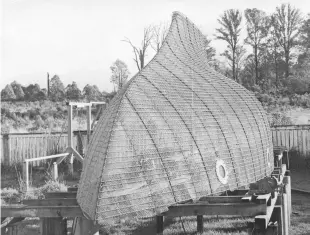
xmin=0 ymin=131 xmax=88 ymax=166
xmin=1 ymin=125 xmax=309 ymax=166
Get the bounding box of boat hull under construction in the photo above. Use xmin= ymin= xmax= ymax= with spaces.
xmin=77 ymin=12 xmax=274 ymax=222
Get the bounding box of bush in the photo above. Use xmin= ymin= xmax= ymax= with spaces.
xmin=255 ymin=93 xmax=275 ymax=106
xmin=27 ymin=108 xmax=40 ymax=119
xmin=35 ymin=115 xmax=44 ymax=128
xmin=22 ymin=180 xmax=68 ymax=200
xmin=268 ymin=112 xmax=293 ymax=126
xmin=290 ymin=94 xmax=310 ymax=108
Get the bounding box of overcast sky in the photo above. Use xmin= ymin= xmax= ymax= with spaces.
xmin=1 ymin=0 xmax=309 ymax=92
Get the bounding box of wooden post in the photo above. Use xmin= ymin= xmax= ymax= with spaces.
xmin=7 ymin=225 xmax=18 ymax=235
xmin=282 ymin=193 xmax=289 ymax=235
xmin=156 ymin=216 xmax=164 ymax=235
xmin=265 ymin=222 xmax=278 ymax=235
xmin=3 ymin=134 xmax=11 ymax=165
xmin=72 ymin=217 xmax=99 ymax=235
xmin=69 ymin=154 xmax=74 ymax=176
xmin=52 ymin=162 xmax=58 ymax=181
xmin=87 ymin=105 xmax=92 ymax=144
xmin=68 ymin=104 xmax=73 ymax=148
xmin=23 ymin=161 xmax=29 ymax=191
xmin=283 ymin=175 xmax=291 ymax=227
xmin=273 ymin=200 xmax=283 ymax=235
xmin=197 ymin=215 xmax=203 ymax=233
xmin=40 ymin=218 xmax=67 ymax=235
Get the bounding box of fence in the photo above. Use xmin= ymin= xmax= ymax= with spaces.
xmin=1 ymin=125 xmax=309 ymax=166
xmin=271 ymin=125 xmax=310 ymax=158
xmin=0 ymin=131 xmax=88 ymax=166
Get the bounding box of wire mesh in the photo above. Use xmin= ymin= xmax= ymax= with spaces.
xmin=77 ymin=11 xmax=274 ymax=222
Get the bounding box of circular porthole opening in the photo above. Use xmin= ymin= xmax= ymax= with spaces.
xmin=216 ymin=159 xmax=228 ymax=185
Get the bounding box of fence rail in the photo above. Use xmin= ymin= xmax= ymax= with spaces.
xmin=1 ymin=125 xmax=309 ymax=166
xmin=0 ymin=132 xmax=88 ymax=166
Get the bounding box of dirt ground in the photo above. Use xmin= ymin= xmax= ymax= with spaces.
xmin=291 ymin=169 xmax=310 ymax=191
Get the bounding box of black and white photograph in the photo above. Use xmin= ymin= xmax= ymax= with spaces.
xmin=1 ymin=0 xmax=310 ymax=234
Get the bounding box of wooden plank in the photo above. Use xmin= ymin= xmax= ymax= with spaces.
xmin=297 ymin=129 xmax=302 ymax=154
xmin=40 ymin=217 xmax=67 ymax=235
xmin=256 ymin=193 xmax=271 ymax=205
xmin=282 ymin=193 xmax=289 ymax=235
xmin=293 ymin=129 xmax=298 ymax=149
xmin=289 ymin=129 xmax=293 ymax=149
xmin=272 ymin=130 xmax=277 ymax=147
xmin=1 ymin=206 xmax=83 ymax=217
xmin=302 ymin=130 xmax=307 ymax=157
xmin=72 ymin=217 xmax=99 ymax=235
xmin=199 ymin=196 xmax=245 ymax=203
xmin=162 ymin=203 xmax=267 ymax=217
xmin=277 ymin=131 xmax=281 ymax=147
xmin=45 ymin=192 xmax=77 ymax=199
xmin=254 ymin=191 xmax=278 ymax=230
xmin=22 ymin=198 xmax=78 ymax=206
xmin=52 ymin=162 xmax=58 ymax=180
xmin=281 ymin=164 xmax=287 ymax=176
xmin=285 ymin=130 xmax=290 ymax=151
xmin=87 ymin=105 xmax=92 ymax=144
xmin=68 ymin=105 xmax=73 ymax=148
xmin=68 ymin=187 xmax=78 ymax=192
xmin=307 ymin=129 xmax=310 ymax=157
xmin=7 ymin=225 xmax=18 ymax=235
xmin=226 ymin=189 xmax=249 ymax=195
xmin=241 ymin=196 xmax=252 ymax=202
xmin=281 ymin=130 xmax=285 ymax=147
xmin=25 ymin=153 xmax=69 ymax=162
xmin=156 ymin=216 xmax=164 ymax=235
xmin=283 ymin=176 xmax=292 ymax=219
xmin=23 ymin=161 xmax=29 ymax=191
xmin=197 ymin=215 xmax=203 ymax=233
xmin=1 ymin=217 xmax=25 ymax=229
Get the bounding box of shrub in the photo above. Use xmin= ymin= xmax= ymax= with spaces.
xmin=27 ymin=108 xmax=40 ymax=119
xmin=35 ymin=115 xmax=44 ymax=128
xmin=268 ymin=112 xmax=293 ymax=126
xmin=290 ymin=94 xmax=310 ymax=108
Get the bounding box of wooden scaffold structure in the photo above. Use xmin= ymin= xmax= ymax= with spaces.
xmin=22 ymin=101 xmax=105 ymax=191
xmin=1 ymin=148 xmax=292 ymax=235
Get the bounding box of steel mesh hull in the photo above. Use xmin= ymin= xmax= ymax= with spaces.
xmin=77 ymin=12 xmax=274 ymax=222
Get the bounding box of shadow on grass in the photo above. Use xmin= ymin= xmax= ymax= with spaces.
xmin=101 ymin=216 xmax=251 ymax=235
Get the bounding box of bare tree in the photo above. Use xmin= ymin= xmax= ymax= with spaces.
xmin=123 ymin=26 xmax=153 ymax=71
xmin=244 ymin=8 xmax=269 ymax=85
xmin=151 ymin=22 xmax=169 ymax=52
xmin=215 ymin=9 xmax=243 ymax=81
xmin=272 ymin=3 xmax=303 ymax=78
xmin=110 ymin=59 xmax=130 ymax=91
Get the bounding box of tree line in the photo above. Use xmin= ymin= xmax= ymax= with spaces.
xmin=2 ymin=4 xmax=309 ymax=105
xmin=123 ymin=4 xmax=310 ymax=99
xmin=1 ymin=75 xmax=115 ymax=102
